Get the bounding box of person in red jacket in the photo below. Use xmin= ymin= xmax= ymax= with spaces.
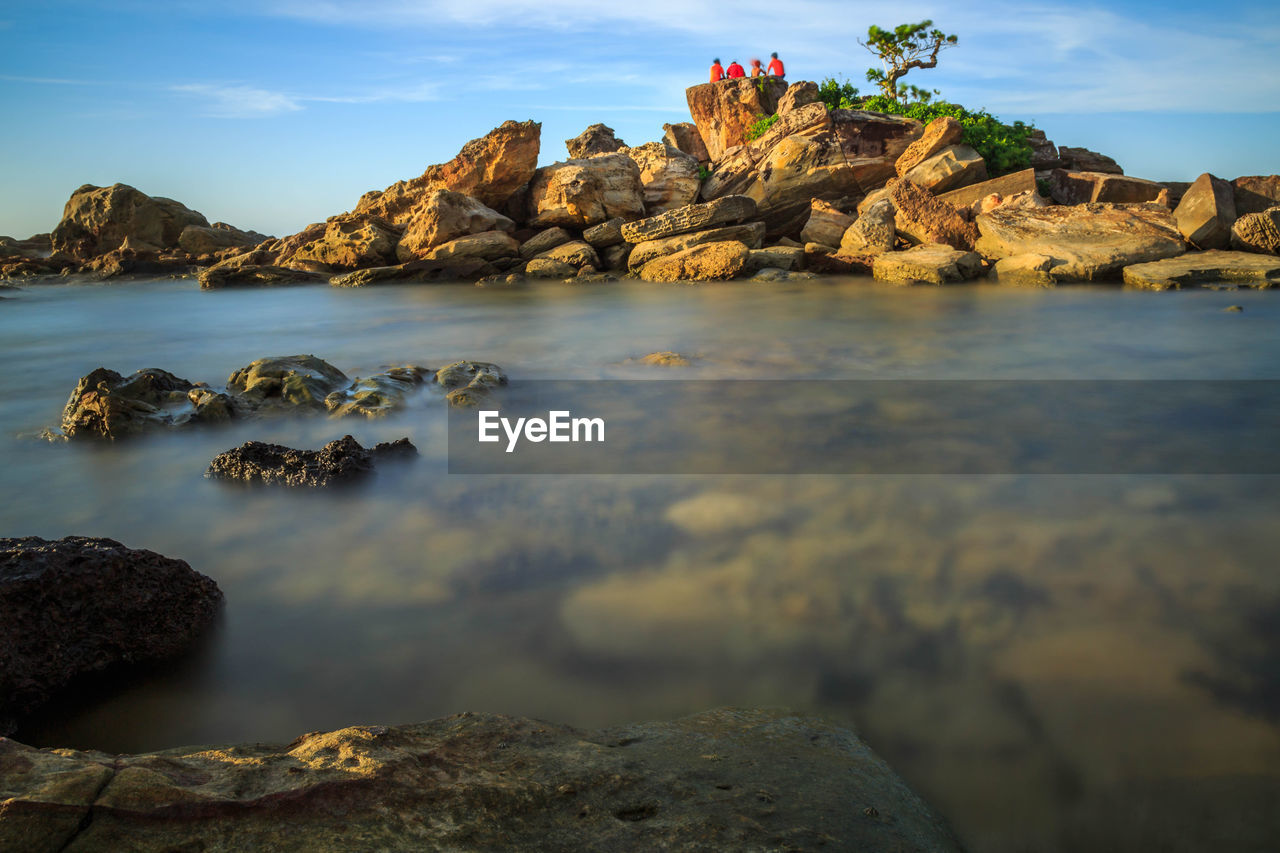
xmin=710 ymin=58 xmax=724 ymax=82
xmin=726 ymin=60 xmax=745 ymax=79
xmin=767 ymin=52 xmax=785 ymax=77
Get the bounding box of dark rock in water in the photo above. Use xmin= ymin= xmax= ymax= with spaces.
xmin=0 ymin=536 xmax=222 ymax=736
xmin=0 ymin=707 xmax=963 ymax=852
xmin=225 ymin=355 xmax=350 ymax=414
xmin=205 ymin=434 xmax=416 ymax=487
xmin=198 ymin=262 xmax=322 ymax=289
xmin=329 ymin=258 xmax=495 ymax=286
xmin=60 ymin=367 xmax=197 ymax=439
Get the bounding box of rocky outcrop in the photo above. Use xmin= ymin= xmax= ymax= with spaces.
xmin=205 ymin=435 xmax=416 ymax=487
xmin=976 ymin=203 xmax=1187 ymax=281
xmin=621 ymin=196 xmax=756 ymax=243
xmin=661 ymin=122 xmax=711 ymax=164
xmin=1231 ymin=176 xmax=1280 ymax=215
xmin=628 ymin=223 xmax=765 ymax=269
xmin=395 ymin=191 xmax=514 ymax=261
xmin=1230 ymin=207 xmax=1280 ymax=255
xmin=1058 ymin=146 xmax=1122 ymax=174
xmin=1122 ymin=250 xmax=1280 ymax=290
xmin=895 ymin=116 xmax=963 ymax=176
xmin=799 ymin=199 xmax=855 ymax=248
xmin=0 ymin=536 xmax=221 ymax=736
xmin=636 ymin=240 xmax=750 ymax=282
xmin=840 ymin=199 xmax=897 ymax=254
xmin=324 ymin=367 xmax=432 ymax=417
xmin=887 ymin=178 xmax=979 ymax=250
xmin=527 ymin=154 xmax=645 ymax=228
xmin=1172 ymin=173 xmax=1236 ymax=250
xmin=226 ymin=355 xmax=351 ymax=413
xmin=1026 ymin=129 xmax=1062 ymax=171
xmin=745 ymin=246 xmax=806 ymax=273
xmin=776 ymin=80 xmax=819 ymax=115
xmin=990 ymin=253 xmax=1059 ymax=287
xmin=583 ymin=218 xmax=625 ymax=248
xmin=59 ymin=367 xmax=224 ymax=439
xmin=50 ymin=183 xmax=209 ymax=260
xmin=685 ymin=77 xmax=789 ymax=161
xmin=566 ymin=124 xmax=626 ymax=158
xmin=355 ymin=120 xmax=541 ymax=222
xmin=872 ymin=244 xmax=984 ymax=285
xmin=177 ymin=223 xmax=267 ymax=257
xmin=422 ymin=231 xmax=520 ymax=263
xmin=1047 ymin=170 xmax=1166 ymax=205
xmin=328 ymin=259 xmax=495 ymax=286
xmin=274 ymin=213 xmax=403 ymax=271
xmin=901 ymin=145 xmax=987 ymax=195
xmin=435 ymin=361 xmax=508 ymax=408
xmin=625 ymin=142 xmax=701 ymax=215
xmin=198 ymin=262 xmax=323 ymax=289
xmin=936 ymin=168 xmax=1037 ymax=211
xmin=0 ymin=708 xmax=964 ymax=853
xmin=519 ymin=227 xmax=574 ymax=258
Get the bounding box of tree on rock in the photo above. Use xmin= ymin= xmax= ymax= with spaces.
xmin=862 ymin=20 xmax=957 ymax=100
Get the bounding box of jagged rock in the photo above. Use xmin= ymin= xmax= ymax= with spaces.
xmin=536 ymin=240 xmax=600 ymax=270
xmin=0 ymin=255 xmax=71 ymax=280
xmin=990 ymin=253 xmax=1058 ymax=287
xmin=226 ymin=355 xmax=350 ymax=414
xmin=684 ymin=77 xmax=789 ymax=161
xmin=1122 ymin=250 xmax=1280 ymax=290
xmin=206 ymin=435 xmax=415 ymax=487
xmin=1229 ymin=208 xmax=1280 ymax=255
xmin=1172 ymin=173 xmax=1236 ymax=250
xmin=396 ymin=191 xmax=514 ymax=261
xmin=583 ymin=218 xmax=625 ymax=248
xmin=198 ymin=262 xmax=323 ymax=289
xmin=625 ymin=142 xmax=701 ymax=215
xmin=1048 ymin=170 xmax=1166 ymax=205
xmin=60 ymin=367 xmax=196 ymax=439
xmin=662 ymin=122 xmax=711 ymax=164
xmin=566 ymin=123 xmax=626 ymax=158
xmin=936 ymin=169 xmax=1037 ymax=211
xmin=840 ymin=199 xmax=897 ymax=255
xmin=324 ymin=367 xmax=432 ymax=417
xmin=273 ymin=213 xmax=403 ymax=271
xmin=976 ymin=203 xmax=1186 ymax=281
xmin=887 ymin=178 xmax=979 ymax=250
xmin=436 ymin=361 xmax=507 ymax=408
xmin=636 ymin=240 xmax=749 ymax=282
xmin=901 ymin=144 xmax=987 ymax=194
xmin=422 ymin=231 xmax=519 ymax=262
xmin=0 ymin=536 xmax=221 ymax=736
xmin=527 ymin=154 xmax=645 ymax=228
xmin=776 ymin=80 xmax=820 ymax=115
xmin=1231 ymin=176 xmax=1280 ymax=215
xmin=73 ymin=245 xmax=192 ymax=280
xmin=872 ymin=244 xmax=984 ymax=285
xmin=50 ymin=183 xmax=209 ymax=260
xmin=1058 ymin=146 xmax=1123 ymax=174
xmin=177 ymin=223 xmax=266 ymax=256
xmin=799 ymin=200 xmax=855 ymax=248
xmin=621 ymin=196 xmax=756 ymax=243
xmin=745 ymin=246 xmax=805 ymax=273
xmin=628 ymin=223 xmax=765 ymax=269
xmin=519 ymin=227 xmax=574 ymax=259
xmin=0 ymin=233 xmax=51 ymax=258
xmin=355 ymin=120 xmax=541 ymax=221
xmin=329 ymin=259 xmax=495 ymax=286
xmin=525 ymin=258 xmax=578 ymax=278
xmin=895 ymin=116 xmax=964 ymax=176
xmin=1026 ymin=129 xmax=1063 ymax=170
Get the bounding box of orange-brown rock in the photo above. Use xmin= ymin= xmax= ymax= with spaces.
xmin=565 ymin=123 xmax=625 ymax=158
xmin=527 ymin=154 xmax=645 ymax=228
xmin=50 ymin=183 xmax=209 ymax=260
xmin=799 ymin=199 xmax=855 ymax=248
xmin=1048 ymin=170 xmax=1166 ymax=205
xmin=887 ymin=178 xmax=979 ymax=250
xmin=776 ymin=81 xmax=820 ymax=115
xmin=1172 ymin=173 xmax=1236 ymax=250
xmin=662 ymin=121 xmax=711 ymax=164
xmin=395 ymin=190 xmax=514 ymax=262
xmin=685 ymin=77 xmax=789 ymax=161
xmin=625 ymin=142 xmax=701 ymax=215
xmin=1231 ymin=175 xmax=1280 ymax=215
xmin=636 ymin=240 xmax=750 ymax=282
xmin=936 ymin=169 xmax=1037 ymax=211
xmin=275 ymin=213 xmax=403 ymax=272
xmin=895 ymin=116 xmax=963 ymax=176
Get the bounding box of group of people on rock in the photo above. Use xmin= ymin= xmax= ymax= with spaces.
xmin=710 ymin=53 xmax=784 ymax=83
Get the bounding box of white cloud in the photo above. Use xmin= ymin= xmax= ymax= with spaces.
xmin=173 ymin=84 xmax=303 ymax=117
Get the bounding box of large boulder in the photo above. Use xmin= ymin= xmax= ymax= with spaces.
xmin=1047 ymin=170 xmax=1166 ymax=205
xmin=1231 ymin=176 xmax=1280 ymax=215
xmin=636 ymin=240 xmax=750 ymax=282
xmin=799 ymin=199 xmax=855 ymax=248
xmin=226 ymin=355 xmax=350 ymax=414
xmin=661 ymin=121 xmax=711 ymax=164
xmin=776 ymin=80 xmax=820 ymax=115
xmin=684 ymin=77 xmax=789 ymax=161
xmin=625 ymin=142 xmax=701 ymax=215
xmin=60 ymin=367 xmax=196 ymax=439
xmin=1122 ymin=250 xmax=1280 ymax=290
xmin=621 ymin=195 xmax=757 ymax=243
xmin=628 ymin=223 xmax=765 ymax=269
xmin=324 ymin=367 xmax=432 ymax=417
xmin=1230 ymin=207 xmax=1280 ymax=255
xmin=566 ymin=123 xmax=625 ymax=158
xmin=0 ymin=708 xmax=964 ymax=853
xmin=901 ymin=145 xmax=987 ymax=194
xmin=206 ymin=435 xmax=416 ymax=487
xmin=936 ymin=168 xmax=1037 ymax=211
xmin=50 ymin=183 xmax=209 ymax=260
xmin=872 ymin=244 xmax=984 ymax=285
xmin=395 ymin=190 xmax=514 ymax=261
xmin=421 ymin=231 xmax=519 ymax=262
xmin=329 ymin=259 xmax=495 ymax=286
xmin=840 ymin=199 xmax=897 ymax=255
xmin=976 ymin=203 xmax=1187 ymax=281
xmin=887 ymin=178 xmax=979 ymax=250
xmin=275 ymin=213 xmax=403 ymax=271
xmin=1172 ymin=173 xmax=1236 ymax=250
xmin=177 ymin=222 xmax=267 ymax=257
xmin=0 ymin=536 xmax=222 ymax=736
xmin=355 ymin=120 xmax=541 ymax=222
xmin=1026 ymin=129 xmax=1063 ymax=171
xmin=895 ymin=116 xmax=964 ymax=176
xmin=1058 ymin=146 xmax=1123 ymax=174
xmin=527 ymin=154 xmax=645 ymax=228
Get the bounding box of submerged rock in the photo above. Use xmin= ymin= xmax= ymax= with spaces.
xmin=61 ymin=367 xmax=195 ymax=439
xmin=436 ymin=361 xmax=508 ymax=408
xmin=205 ymin=435 xmax=416 ymax=487
xmin=325 ymin=366 xmax=432 ymax=418
xmin=1122 ymin=250 xmax=1280 ymax=290
xmin=0 ymin=536 xmax=222 ymax=736
xmin=0 ymin=708 xmax=963 ymax=853
xmin=226 ymin=355 xmax=350 ymax=414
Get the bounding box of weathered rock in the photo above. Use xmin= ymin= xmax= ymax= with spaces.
xmin=805 ymin=246 xmax=874 ymax=276
xmin=565 ymin=123 xmax=626 ymax=158
xmin=226 ymin=355 xmax=350 ymax=414
xmin=684 ymin=77 xmax=789 ymax=161
xmin=60 ymin=368 xmax=197 ymax=439
xmin=436 ymin=361 xmax=508 ymax=408
xmin=177 ymin=223 xmax=266 ymax=256
xmin=422 ymin=231 xmax=520 ymax=263
xmin=621 ymin=196 xmax=756 ymax=243
xmin=206 ymin=435 xmax=415 ymax=487
xmin=902 ymin=144 xmax=987 ymax=194
xmin=636 ymin=240 xmax=750 ymax=282
xmin=638 ymin=351 xmax=692 ymax=366
xmin=329 ymin=259 xmax=495 ymax=286
xmin=1122 ymin=250 xmax=1280 ymax=290
xmin=661 ymin=121 xmax=711 ymax=164
xmin=355 ymin=120 xmax=541 ymax=221
xmin=600 ymin=244 xmax=631 ymax=271
xmin=976 ymin=203 xmax=1187 ymax=281
xmin=73 ymin=245 xmax=192 ymax=280
xmin=537 ymin=240 xmax=600 ymax=270
xmin=0 ymin=255 xmax=71 ymax=280
xmin=990 ymin=253 xmax=1059 ymax=287
xmin=872 ymin=244 xmax=984 ymax=285
xmin=1026 ymin=129 xmax=1062 ymax=170
xmin=895 ymin=116 xmax=964 ymax=177
xmin=1048 ymin=170 xmax=1166 ymax=205
xmin=628 ymin=223 xmax=765 ymax=269
xmin=198 ymin=262 xmax=323 ymax=289
xmin=745 ymin=246 xmax=805 ymax=273
xmin=0 ymin=233 xmax=52 ymax=258
xmin=776 ymin=80 xmax=820 ymax=115
xmin=0 ymin=536 xmax=221 ymax=736
xmin=0 ymin=708 xmax=963 ymax=853
xmin=829 ymin=110 xmax=923 ymax=161
xmin=527 ymin=154 xmax=645 ymax=228
xmin=936 ymin=169 xmax=1037 ymax=211
xmin=1229 ymin=208 xmax=1280 ymax=255
xmin=1171 ymin=173 xmax=1236 ymax=250
xmin=519 ymin=227 xmax=574 ymax=259
xmin=50 ymin=184 xmax=209 ymax=260
xmin=1058 ymin=146 xmax=1123 ymax=174
xmin=275 ymin=213 xmax=403 ymax=271
xmin=324 ymin=367 xmax=432 ymax=417
xmin=799 ymin=199 xmax=856 ymax=248
xmin=1231 ymin=176 xmax=1280 ymax=215
xmin=396 ymin=191 xmax=514 ymax=261
xmin=583 ymin=218 xmax=625 ymax=248
xmin=625 ymin=142 xmax=701 ymax=215
xmin=840 ymin=199 xmax=897 ymax=255
xmin=524 ymin=258 xmax=578 ymax=278
xmin=887 ymin=178 xmax=979 ymax=250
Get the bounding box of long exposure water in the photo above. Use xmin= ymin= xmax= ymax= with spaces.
xmin=2 ymin=275 xmax=1278 ymax=852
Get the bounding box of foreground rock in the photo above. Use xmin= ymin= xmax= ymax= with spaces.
xmin=1230 ymin=207 xmax=1280 ymax=255
xmin=61 ymin=367 xmax=215 ymax=439
xmin=621 ymin=196 xmax=756 ymax=243
xmin=628 ymin=223 xmax=765 ymax=270
xmin=1172 ymin=173 xmax=1236 ymax=250
xmin=887 ymin=177 xmax=980 ymax=250
xmin=685 ymin=77 xmax=789 ymax=161
xmin=50 ymin=183 xmax=209 ymax=260
xmin=526 ymin=154 xmax=645 ymax=228
xmin=636 ymin=240 xmax=750 ymax=282
xmin=976 ymin=203 xmax=1186 ymax=281
xmin=1047 ymin=170 xmax=1166 ymax=205
xmin=873 ymin=244 xmax=984 ymax=285
xmin=0 ymin=536 xmax=222 ymax=736
xmin=1122 ymin=250 xmax=1280 ymax=290
xmin=329 ymin=259 xmax=494 ymax=286
xmin=0 ymin=708 xmax=963 ymax=853
xmin=206 ymin=435 xmax=416 ymax=487
xmin=226 ymin=355 xmax=351 ymax=414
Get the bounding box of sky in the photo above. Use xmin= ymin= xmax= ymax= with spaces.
xmin=1 ymin=0 xmax=1278 ymax=239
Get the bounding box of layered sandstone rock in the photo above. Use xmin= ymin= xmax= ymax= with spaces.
xmin=50 ymin=183 xmax=209 ymax=259
xmin=625 ymin=142 xmax=701 ymax=215
xmin=936 ymin=169 xmax=1037 ymax=211
xmin=872 ymin=244 xmax=984 ymax=285
xmin=636 ymin=240 xmax=750 ymax=282
xmin=1230 ymin=207 xmax=1280 ymax=255
xmin=799 ymin=199 xmax=855 ymax=248
xmin=685 ymin=77 xmax=789 ymax=161
xmin=1047 ymin=170 xmax=1166 ymax=205
xmin=1122 ymin=250 xmax=1280 ymax=290
xmin=565 ymin=123 xmax=626 ymax=158
xmin=395 ymin=190 xmax=514 ymax=262
xmin=527 ymin=154 xmax=645 ymax=228
xmin=901 ymin=145 xmax=987 ymax=194
xmin=628 ymin=223 xmax=765 ymax=269
xmin=1058 ymin=146 xmax=1123 ymax=174
xmin=519 ymin=226 xmax=575 ymax=259
xmin=621 ymin=196 xmax=757 ymax=243
xmin=887 ymin=178 xmax=979 ymax=250
xmin=895 ymin=116 xmax=963 ymax=176
xmin=421 ymin=231 xmax=520 ymax=263
xmin=1172 ymin=173 xmax=1236 ymax=250
xmin=329 ymin=259 xmax=495 ymax=286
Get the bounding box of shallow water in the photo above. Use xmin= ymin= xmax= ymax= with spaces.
xmin=2 ymin=276 xmax=1279 ymax=852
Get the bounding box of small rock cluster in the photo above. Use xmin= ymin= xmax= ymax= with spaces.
xmin=205 ymin=434 xmax=416 ymax=487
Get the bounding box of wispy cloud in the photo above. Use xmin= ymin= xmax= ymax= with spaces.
xmin=0 ymin=74 xmax=103 ymax=85
xmin=172 ymin=84 xmax=303 ymax=117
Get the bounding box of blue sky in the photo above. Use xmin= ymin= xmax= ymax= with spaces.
xmin=2 ymin=0 xmax=1277 ymax=238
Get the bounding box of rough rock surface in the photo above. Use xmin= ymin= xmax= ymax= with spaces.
xmin=901 ymin=145 xmax=988 ymax=195
xmin=621 ymin=196 xmax=756 ymax=243
xmin=661 ymin=122 xmax=711 ymax=164
xmin=565 ymin=124 xmax=626 ymax=158
xmin=628 ymin=223 xmax=765 ymax=269
xmin=583 ymin=218 xmax=625 ymax=248
xmin=872 ymin=244 xmax=984 ymax=285
xmin=206 ymin=435 xmax=416 ymax=487
xmin=177 ymin=223 xmax=266 ymax=256
xmin=1229 ymin=208 xmax=1280 ymax=255
xmin=976 ymin=203 xmax=1187 ymax=281
xmin=355 ymin=120 xmax=541 ymax=221
xmin=888 ymin=178 xmax=979 ymax=250
xmin=324 ymin=367 xmax=432 ymax=417
xmin=1231 ymin=176 xmax=1280 ymax=215
xmin=745 ymin=246 xmax=806 ymax=273
xmin=636 ymin=240 xmax=749 ymax=282
xmin=519 ymin=227 xmax=574 ymax=259
xmin=1026 ymin=129 xmax=1062 ymax=170
xmin=775 ymin=80 xmax=819 ymax=115
xmin=990 ymin=253 xmax=1059 ymax=287
xmin=275 ymin=213 xmax=403 ymax=271
xmin=50 ymin=183 xmax=209 ymax=260
xmin=1172 ymin=173 xmax=1236 ymax=250
xmin=1048 ymin=170 xmax=1166 ymax=205
xmin=0 ymin=708 xmax=964 ymax=853
xmin=684 ymin=77 xmax=789 ymax=161
xmin=226 ymin=355 xmax=350 ymax=414
xmin=536 ymin=240 xmax=601 ymax=270
xmin=1058 ymin=146 xmax=1123 ymax=174
xmin=799 ymin=199 xmax=855 ymax=248
xmin=435 ymin=361 xmax=508 ymax=408
xmin=329 ymin=259 xmax=495 ymax=286
xmin=524 ymin=258 xmax=578 ymax=278
xmin=0 ymin=536 xmax=222 ymax=736
xmin=936 ymin=169 xmax=1037 ymax=211
xmin=625 ymin=142 xmax=701 ymax=215
xmin=527 ymin=154 xmax=645 ymax=228
xmin=60 ymin=368 xmax=206 ymax=439
xmin=895 ymin=116 xmax=964 ymax=176
xmin=422 ymin=231 xmax=520 ymax=263
xmin=1122 ymin=250 xmax=1280 ymax=291
xmin=395 ymin=191 xmax=514 ymax=261
xmin=841 ymin=200 xmax=897 ymax=255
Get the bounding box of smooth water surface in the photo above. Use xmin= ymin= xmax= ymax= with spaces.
xmin=2 ymin=276 xmax=1278 ymax=852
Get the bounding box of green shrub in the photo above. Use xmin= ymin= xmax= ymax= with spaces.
xmin=745 ymin=113 xmax=780 ymax=141
xmin=698 ymin=165 xmax=712 ymax=181
xmin=860 ymin=95 xmax=1034 ymax=176
xmin=817 ymin=77 xmax=860 ymax=111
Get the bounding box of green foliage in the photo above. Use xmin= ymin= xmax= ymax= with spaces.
xmin=862 ymin=20 xmax=958 ymax=100
xmin=816 ymin=77 xmax=860 ymax=111
xmin=1036 ymin=178 xmax=1053 ymax=198
xmin=745 ymin=113 xmax=780 ymax=141
xmin=861 ymin=96 xmax=1034 ymax=176
xmin=698 ymin=165 xmax=713 ymax=181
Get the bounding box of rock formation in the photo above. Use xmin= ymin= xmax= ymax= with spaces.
xmin=1230 ymin=207 xmax=1280 ymax=255
xmin=205 ymin=435 xmax=416 ymax=487
xmin=873 ymin=243 xmax=984 ymax=285
xmin=527 ymin=154 xmax=645 ymax=228
xmin=566 ymin=123 xmax=626 ymax=158
xmin=1122 ymin=250 xmax=1280 ymax=290
xmin=685 ymin=77 xmax=789 ymax=161
xmin=50 ymin=183 xmax=210 ymax=260
xmin=1172 ymin=173 xmax=1237 ymax=250
xmin=636 ymin=240 xmax=750 ymax=282
xmin=395 ymin=191 xmax=514 ymax=261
